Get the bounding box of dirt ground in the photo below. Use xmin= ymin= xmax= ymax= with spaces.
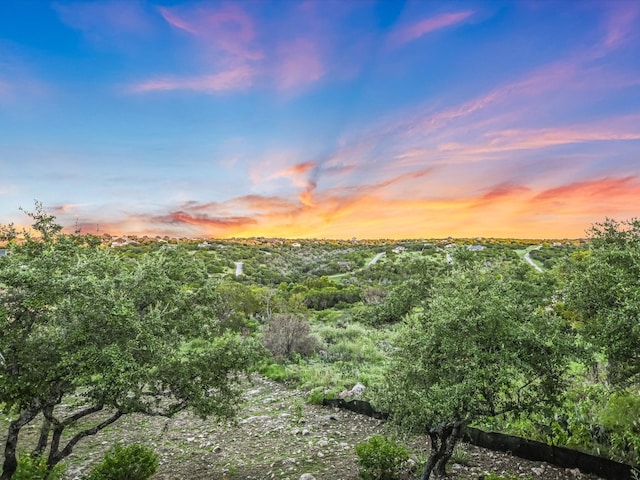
xmin=2 ymin=376 xmax=605 ymax=480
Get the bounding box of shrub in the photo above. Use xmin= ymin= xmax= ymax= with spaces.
xmin=13 ymin=454 xmax=65 ymax=480
xmin=355 ymin=435 xmax=409 ymax=480
xmin=258 ymin=361 xmax=289 ymax=382
xmin=263 ymin=313 xmax=316 ymax=360
xmin=86 ymin=444 xmax=159 ymax=480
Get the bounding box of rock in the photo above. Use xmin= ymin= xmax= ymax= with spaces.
xmin=213 ymin=445 xmax=222 ymax=453
xmin=301 ymin=428 xmax=310 ymax=435
xmin=299 ymin=474 xmax=316 ymax=480
xmin=531 ymin=466 xmax=545 ymax=476
xmin=338 ymin=382 xmax=366 ymax=398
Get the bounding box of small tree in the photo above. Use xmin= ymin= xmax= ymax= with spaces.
xmin=263 ymin=313 xmax=316 ymax=360
xmin=380 ymin=262 xmax=570 ymax=480
xmin=0 ymin=205 xmax=261 ymax=479
xmin=563 ymin=218 xmax=640 ymax=387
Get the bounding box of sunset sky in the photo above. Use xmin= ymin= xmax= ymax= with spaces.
xmin=1 ymin=0 xmax=639 ymax=239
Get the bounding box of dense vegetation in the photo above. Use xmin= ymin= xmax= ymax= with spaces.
xmin=1 ymin=204 xmax=639 ymax=479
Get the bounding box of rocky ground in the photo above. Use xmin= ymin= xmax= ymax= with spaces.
xmin=3 ymin=376 xmax=605 ymax=480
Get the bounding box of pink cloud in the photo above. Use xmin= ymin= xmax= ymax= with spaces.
xmin=157 ymin=4 xmax=262 ymax=61
xmin=54 ymin=1 xmax=153 ymax=41
xmin=157 ymin=7 xmax=198 ymax=35
xmin=389 ymin=10 xmax=474 ymax=47
xmin=450 ymin=123 xmax=640 ymax=156
xmin=601 ymin=3 xmax=640 ymax=52
xmin=129 ymin=65 xmax=255 ymax=93
xmin=276 ymin=38 xmax=325 ymax=90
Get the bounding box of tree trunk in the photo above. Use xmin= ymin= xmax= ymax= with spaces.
xmin=434 ymin=423 xmax=461 ymax=477
xmin=34 ymin=406 xmax=53 ymax=457
xmin=1 ymin=403 xmax=41 ymax=480
xmin=420 ymin=431 xmax=444 ymax=480
xmin=421 ymin=423 xmax=462 ymax=480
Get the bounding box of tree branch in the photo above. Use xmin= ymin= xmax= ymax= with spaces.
xmin=48 ymin=410 xmax=123 ymax=468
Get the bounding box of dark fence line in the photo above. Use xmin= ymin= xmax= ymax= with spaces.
xmin=322 ymin=398 xmax=635 ymax=480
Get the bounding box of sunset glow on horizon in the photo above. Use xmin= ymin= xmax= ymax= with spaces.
xmin=1 ymin=1 xmax=639 ymax=239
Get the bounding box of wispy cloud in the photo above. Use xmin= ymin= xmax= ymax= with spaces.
xmin=389 ymin=10 xmax=474 ymax=47
xmin=54 ymin=1 xmax=154 ymax=43
xmin=600 ymin=2 xmax=640 ymax=52
xmin=157 ymin=4 xmax=262 ymax=61
xmin=275 ymin=38 xmax=325 ymax=90
xmin=129 ymin=1 xmax=367 ymax=94
xmin=129 ymin=65 xmax=255 ymax=93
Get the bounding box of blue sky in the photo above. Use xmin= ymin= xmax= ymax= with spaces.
xmin=1 ymin=0 xmax=639 ymax=238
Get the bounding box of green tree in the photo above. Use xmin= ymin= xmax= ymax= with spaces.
xmin=0 ymin=206 xmax=261 ymax=479
xmin=563 ymin=218 xmax=640 ymax=386
xmin=380 ymin=263 xmax=570 ymax=480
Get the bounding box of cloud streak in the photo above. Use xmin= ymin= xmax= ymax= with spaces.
xmin=129 ymin=66 xmax=255 ymax=93
xmin=389 ymin=10 xmax=474 ymax=47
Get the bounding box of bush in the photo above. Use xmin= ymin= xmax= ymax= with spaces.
xmin=263 ymin=314 xmax=316 ymax=360
xmin=258 ymin=361 xmax=289 ymax=382
xmin=86 ymin=444 xmax=159 ymax=480
xmin=355 ymin=435 xmax=409 ymax=480
xmin=13 ymin=453 xmax=65 ymax=480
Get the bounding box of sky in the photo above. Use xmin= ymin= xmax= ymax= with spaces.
xmin=1 ymin=0 xmax=639 ymax=239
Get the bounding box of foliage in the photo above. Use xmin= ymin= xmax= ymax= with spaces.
xmin=258 ymin=362 xmax=289 ymax=382
xmin=12 ymin=454 xmax=65 ymax=480
xmin=562 ymin=218 xmax=640 ymax=387
xmin=85 ymin=444 xmax=159 ymax=480
xmin=263 ymin=314 xmax=317 ymax=360
xmin=0 ymin=204 xmax=262 ymax=479
xmin=380 ymin=261 xmax=571 ymax=479
xmin=354 ymin=435 xmax=409 ymax=480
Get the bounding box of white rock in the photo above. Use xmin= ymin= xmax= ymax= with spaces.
xmin=531 ymin=467 xmax=545 ymax=476
xmin=299 ymin=474 xmax=316 ymax=480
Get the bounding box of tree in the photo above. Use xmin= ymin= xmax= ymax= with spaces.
xmin=380 ymin=262 xmax=570 ymax=480
xmin=0 ymin=206 xmax=261 ymax=479
xmin=563 ymin=218 xmax=640 ymax=387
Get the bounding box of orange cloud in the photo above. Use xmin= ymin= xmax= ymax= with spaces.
xmin=153 ymin=211 xmax=257 ymax=229
xmin=473 ymin=183 xmax=532 ymax=207
xmin=231 ymin=195 xmax=303 ymax=214
xmin=533 ymin=176 xmax=640 ymax=212
xmin=274 ymin=161 xmax=316 ymax=178
xmin=81 ymin=174 xmax=638 ymax=240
